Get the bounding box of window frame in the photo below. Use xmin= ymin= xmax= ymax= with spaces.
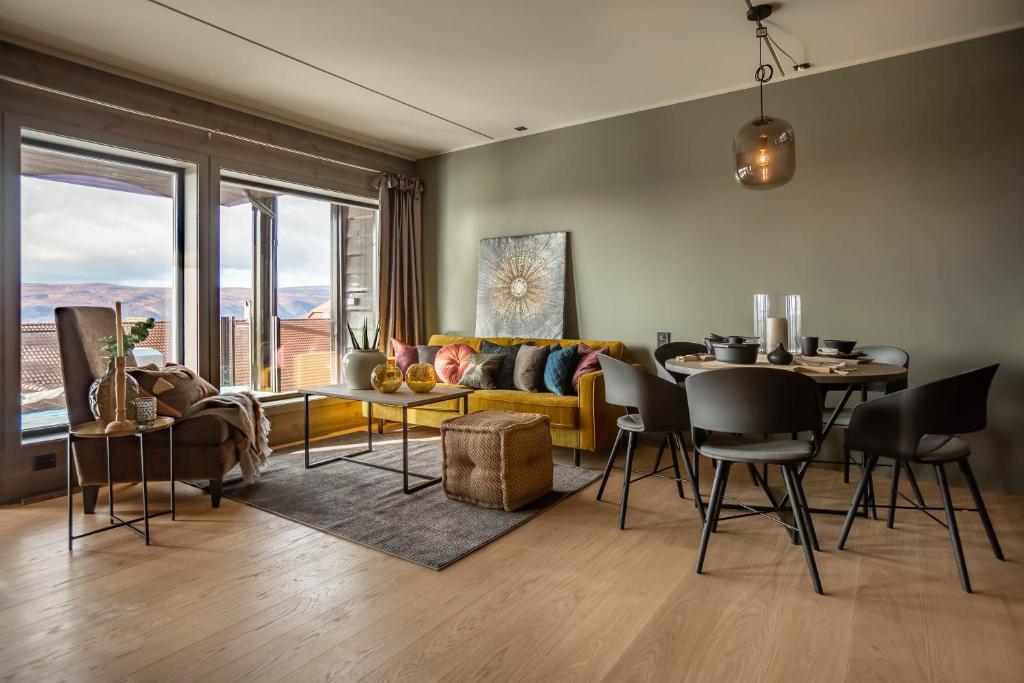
xmin=218 ymin=173 xmax=379 ymax=401
xmin=19 ymin=138 xmax=187 ymax=437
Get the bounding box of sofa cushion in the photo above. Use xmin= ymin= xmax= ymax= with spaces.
xmin=458 ymin=353 xmax=504 ymax=390
xmin=469 ymin=390 xmax=579 ymax=427
xmin=391 ymin=338 xmax=418 ymax=373
xmin=572 ymin=342 xmax=607 ymax=392
xmin=544 ymin=344 xmax=578 ymax=396
xmin=417 ymin=344 xmax=441 ymax=366
xmin=481 ymin=340 xmax=523 ymax=389
xmin=513 ymin=343 xmax=552 ymax=392
xmin=435 ymin=343 xmax=474 ymax=384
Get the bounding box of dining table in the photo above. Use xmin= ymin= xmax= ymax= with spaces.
xmin=664 ymin=354 xmax=909 ymax=524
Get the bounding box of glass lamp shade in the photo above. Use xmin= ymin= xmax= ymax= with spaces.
xmin=734 ymin=116 xmax=795 ymax=190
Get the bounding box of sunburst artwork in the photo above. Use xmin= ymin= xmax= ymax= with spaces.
xmin=475 ymin=232 xmax=567 ymax=338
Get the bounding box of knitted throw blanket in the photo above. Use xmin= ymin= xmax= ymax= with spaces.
xmin=184 ymin=392 xmax=271 ymax=483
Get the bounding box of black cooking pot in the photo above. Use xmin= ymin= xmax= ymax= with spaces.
xmin=712 ymin=342 xmax=760 ymax=364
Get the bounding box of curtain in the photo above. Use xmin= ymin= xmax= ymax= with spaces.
xmin=375 ymin=172 xmax=425 ymax=349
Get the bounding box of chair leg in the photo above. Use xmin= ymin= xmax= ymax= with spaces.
xmin=666 ymin=433 xmax=686 ymax=499
xmin=887 ymin=460 xmax=902 ymax=529
xmin=619 ymin=432 xmax=637 ymax=530
xmin=573 ymin=448 xmax=581 ymax=467
xmin=866 ymin=467 xmax=878 ymax=520
xmin=842 ymin=444 xmax=851 ymax=484
xmin=209 ymin=479 xmax=223 ymax=509
xmin=81 ymin=485 xmax=99 ymax=514
xmin=789 ymin=465 xmax=820 ymax=552
xmin=782 ymin=464 xmax=823 ymax=594
xmin=651 ymin=437 xmax=667 ymax=475
xmin=596 ymin=429 xmax=623 ymax=501
xmin=958 ymin=459 xmax=1004 ymax=560
xmin=674 ymin=433 xmax=705 ymax=523
xmin=935 ymin=464 xmax=972 ymax=593
xmin=904 ymin=465 xmax=927 ymax=507
xmin=696 ymin=461 xmax=730 ymax=574
xmin=837 ymin=455 xmax=879 ymax=550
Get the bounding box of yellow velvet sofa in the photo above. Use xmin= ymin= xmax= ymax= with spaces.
xmin=363 ymin=334 xmax=630 ymax=465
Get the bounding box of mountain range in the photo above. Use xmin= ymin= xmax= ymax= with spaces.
xmin=21 ymin=283 xmax=330 ymax=322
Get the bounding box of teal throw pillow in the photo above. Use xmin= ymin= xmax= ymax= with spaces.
xmin=543 ymin=344 xmax=579 ymax=395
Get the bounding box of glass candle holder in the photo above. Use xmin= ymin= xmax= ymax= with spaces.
xmin=753 ymin=293 xmax=801 ymax=352
xmin=135 ymin=396 xmax=157 ymax=425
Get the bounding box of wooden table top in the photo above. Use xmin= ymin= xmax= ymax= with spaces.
xmin=70 ymin=415 xmax=175 ymax=438
xmin=299 ymin=383 xmax=474 ymax=407
xmin=664 ymin=357 xmax=908 ymax=385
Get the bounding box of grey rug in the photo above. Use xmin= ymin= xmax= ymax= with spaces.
xmin=212 ymin=431 xmax=601 ymax=570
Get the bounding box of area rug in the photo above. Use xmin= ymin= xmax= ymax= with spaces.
xmin=210 ymin=430 xmax=601 ymax=570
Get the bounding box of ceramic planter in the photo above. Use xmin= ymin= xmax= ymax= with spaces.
xmin=343 ymin=349 xmax=386 ymax=389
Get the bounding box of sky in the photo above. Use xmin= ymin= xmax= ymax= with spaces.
xmin=22 ymin=177 xmax=334 ymax=290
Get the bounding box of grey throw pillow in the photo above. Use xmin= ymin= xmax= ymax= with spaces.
xmin=417 ymin=345 xmax=441 ymax=366
xmin=458 ymin=353 xmax=504 ymax=390
xmin=513 ymin=344 xmax=553 ymax=392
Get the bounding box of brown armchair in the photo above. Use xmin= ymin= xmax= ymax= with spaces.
xmin=55 ymin=306 xmax=238 ymax=512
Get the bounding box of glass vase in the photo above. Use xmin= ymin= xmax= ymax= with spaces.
xmin=88 ymin=359 xmax=140 ymax=426
xmin=370 ymin=359 xmax=403 ymax=393
xmin=405 ymin=363 xmax=437 ymax=393
xmin=753 ymin=294 xmax=801 ymax=352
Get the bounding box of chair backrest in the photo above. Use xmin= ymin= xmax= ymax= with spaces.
xmin=685 ymin=368 xmax=823 ymax=441
xmin=857 ymin=345 xmax=910 ymax=393
xmin=55 ymin=306 xmax=115 ymax=427
xmin=847 ymin=364 xmax=998 ymax=459
xmin=654 ymin=341 xmax=707 ymax=383
xmin=598 ymin=355 xmax=689 ymax=432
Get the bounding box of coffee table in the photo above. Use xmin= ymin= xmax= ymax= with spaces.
xmin=299 ymin=384 xmax=473 ymax=493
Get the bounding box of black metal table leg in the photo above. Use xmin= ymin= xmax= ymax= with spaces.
xmin=169 ymin=425 xmax=176 ymax=521
xmin=303 ymin=394 xmax=310 ymax=468
xmin=139 ymin=434 xmax=150 ymax=545
xmin=67 ymin=435 xmax=73 ymax=551
xmin=106 ymin=437 xmax=114 ymax=523
xmin=402 ymin=406 xmax=409 ymax=493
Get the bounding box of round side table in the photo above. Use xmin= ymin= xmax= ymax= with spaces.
xmin=67 ymin=416 xmax=175 ymax=549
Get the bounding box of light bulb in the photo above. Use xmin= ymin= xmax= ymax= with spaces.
xmin=756 ymin=147 xmax=770 ymax=167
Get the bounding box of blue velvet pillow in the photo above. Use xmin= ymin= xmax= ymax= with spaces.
xmin=481 ymin=340 xmax=523 ymax=390
xmin=543 ymin=344 xmax=579 ymax=395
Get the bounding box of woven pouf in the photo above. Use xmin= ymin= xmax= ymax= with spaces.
xmin=440 ymin=410 xmax=553 ymax=511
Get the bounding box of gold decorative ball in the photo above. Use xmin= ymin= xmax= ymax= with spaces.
xmin=370 ymin=360 xmax=403 ymax=393
xmin=405 ymin=362 xmax=437 ymax=393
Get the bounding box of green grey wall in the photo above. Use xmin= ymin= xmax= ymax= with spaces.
xmin=418 ymin=30 xmax=1024 ymax=493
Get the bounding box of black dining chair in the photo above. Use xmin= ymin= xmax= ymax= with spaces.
xmin=687 ymin=368 xmax=825 ymax=594
xmin=836 ymin=365 xmax=1002 ymax=593
xmin=654 ymin=341 xmax=708 ymax=383
xmin=596 ymin=356 xmax=704 ymax=530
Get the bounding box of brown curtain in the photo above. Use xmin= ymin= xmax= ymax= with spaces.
xmin=375 ymin=172 xmax=425 ymax=349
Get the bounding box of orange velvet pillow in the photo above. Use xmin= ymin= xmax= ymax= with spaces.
xmin=434 ymin=343 xmax=474 ymax=384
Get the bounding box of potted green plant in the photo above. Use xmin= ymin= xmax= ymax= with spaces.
xmin=342 ymin=318 xmax=385 ymax=389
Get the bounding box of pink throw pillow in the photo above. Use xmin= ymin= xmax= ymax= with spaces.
xmin=391 ymin=338 xmax=418 ymax=373
xmin=572 ymin=342 xmax=607 ymax=392
xmin=434 ymin=343 xmax=474 ymax=384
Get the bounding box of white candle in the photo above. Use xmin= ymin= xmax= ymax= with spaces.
xmin=114 ymin=301 xmax=124 ymax=357
xmin=766 ymin=316 xmax=788 ymax=352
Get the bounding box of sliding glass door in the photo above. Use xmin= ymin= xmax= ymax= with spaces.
xmin=19 ymin=141 xmax=183 ymax=432
xmin=218 ymin=179 xmax=377 ymax=395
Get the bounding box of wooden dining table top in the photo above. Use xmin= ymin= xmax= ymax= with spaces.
xmin=663 ymin=356 xmax=908 ymax=385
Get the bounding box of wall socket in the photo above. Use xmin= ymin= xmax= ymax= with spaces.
xmin=657 ymin=331 xmax=671 ymax=347
xmin=32 ymin=453 xmax=57 ymax=471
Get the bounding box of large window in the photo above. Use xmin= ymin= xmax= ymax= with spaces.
xmin=20 ymin=141 xmax=183 ymax=432
xmin=219 ymin=179 xmax=377 ymax=395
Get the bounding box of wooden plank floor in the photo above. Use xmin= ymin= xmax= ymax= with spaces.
xmin=2 ymin=434 xmax=1023 ymax=682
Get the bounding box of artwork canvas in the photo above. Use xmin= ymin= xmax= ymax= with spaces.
xmin=475 ymin=232 xmax=567 ymax=338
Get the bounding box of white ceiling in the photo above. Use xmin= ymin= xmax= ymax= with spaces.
xmin=1 ymin=0 xmax=1022 ymax=159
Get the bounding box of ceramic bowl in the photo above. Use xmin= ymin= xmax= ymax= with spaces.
xmin=824 ymin=339 xmax=857 ymax=354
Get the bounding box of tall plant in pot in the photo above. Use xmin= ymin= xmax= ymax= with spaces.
xmin=342 ymin=318 xmax=385 ymax=389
